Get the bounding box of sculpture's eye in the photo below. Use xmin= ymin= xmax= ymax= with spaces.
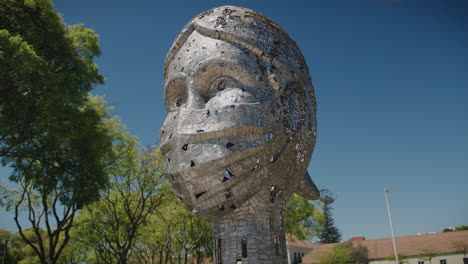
xmin=217 ymin=81 xmax=226 ymax=91
xmin=201 ymin=77 xmax=239 ymax=103
xmin=165 ymin=77 xmax=187 ymax=111
xmin=210 ymin=77 xmax=239 ymax=93
xmin=171 ymin=94 xmax=186 ymax=110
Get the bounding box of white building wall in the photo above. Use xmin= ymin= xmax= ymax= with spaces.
xmin=370 ymin=253 xmax=466 ymax=264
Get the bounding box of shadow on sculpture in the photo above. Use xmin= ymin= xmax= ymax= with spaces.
xmin=160 ymin=6 xmax=319 ymax=264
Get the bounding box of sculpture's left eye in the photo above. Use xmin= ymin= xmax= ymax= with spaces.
xmin=209 ymin=77 xmax=239 ymax=93
xmin=217 ymin=81 xmax=226 ymax=91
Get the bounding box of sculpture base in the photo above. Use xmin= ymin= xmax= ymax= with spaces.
xmin=212 ymin=190 xmax=288 ymax=264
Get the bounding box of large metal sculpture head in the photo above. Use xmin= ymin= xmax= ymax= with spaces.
xmin=160 ymin=6 xmax=319 ymax=220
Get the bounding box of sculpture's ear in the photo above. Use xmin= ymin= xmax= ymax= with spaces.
xmin=295 ymin=171 xmax=320 ymax=200
xmin=279 ymin=80 xmax=308 ymax=135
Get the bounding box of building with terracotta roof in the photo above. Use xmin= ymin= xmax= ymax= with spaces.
xmin=302 ymin=230 xmax=468 ymax=264
xmin=288 ymin=237 xmax=316 ymax=264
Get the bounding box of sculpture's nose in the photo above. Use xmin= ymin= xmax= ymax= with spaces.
xmin=185 ymin=79 xmax=208 ymax=110
xmin=186 ymin=88 xmax=206 ymax=109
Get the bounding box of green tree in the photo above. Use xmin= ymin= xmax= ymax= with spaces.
xmin=443 ymin=225 xmax=468 ymax=232
xmin=171 ymin=204 xmax=212 ymax=264
xmin=131 ymin=197 xmax=212 ymax=264
xmin=54 ymin=221 xmax=93 ymax=264
xmin=0 ymin=229 xmax=15 ymax=264
xmin=318 ymin=243 xmax=353 ymax=264
xmin=74 ymin=101 xmax=168 ymax=264
xmin=318 ymin=242 xmax=368 ymax=264
xmin=1 ymin=95 xmax=111 ymax=264
xmin=9 ymin=228 xmax=46 ymax=264
xmin=317 ymin=189 xmax=342 ymax=244
xmin=350 ymin=243 xmax=369 ymax=264
xmin=285 ymin=193 xmax=323 ymax=241
xmin=0 ymin=1 xmax=110 ymax=263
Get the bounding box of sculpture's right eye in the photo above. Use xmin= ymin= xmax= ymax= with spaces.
xmin=170 ymin=94 xmax=186 ymax=110
xmin=175 ymin=97 xmax=182 ymax=107
xmin=165 ymin=77 xmax=187 ymax=111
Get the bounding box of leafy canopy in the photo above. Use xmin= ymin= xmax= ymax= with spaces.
xmin=1 ymin=1 xmax=111 ymax=263
xmin=0 ymin=0 xmax=110 ymax=208
xmin=318 ymin=241 xmax=369 ymax=264
xmin=286 ymin=193 xmax=323 ymax=240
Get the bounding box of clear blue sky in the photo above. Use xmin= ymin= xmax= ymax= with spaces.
xmin=1 ymin=0 xmax=467 ymax=241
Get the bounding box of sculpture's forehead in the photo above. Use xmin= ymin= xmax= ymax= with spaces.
xmin=165 ymin=31 xmax=261 ymax=82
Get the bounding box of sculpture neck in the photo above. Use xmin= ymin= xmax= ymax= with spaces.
xmin=212 ymin=190 xmax=288 ymax=264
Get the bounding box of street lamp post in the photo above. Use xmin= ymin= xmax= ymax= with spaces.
xmin=385 ymin=188 xmax=399 ymax=264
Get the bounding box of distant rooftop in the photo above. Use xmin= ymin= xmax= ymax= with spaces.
xmin=303 ymin=230 xmax=468 ymax=264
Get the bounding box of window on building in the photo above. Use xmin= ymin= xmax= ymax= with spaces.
xmin=440 ymin=260 xmax=447 ymax=264
xmin=274 ymin=235 xmax=280 ymax=256
xmin=217 ymin=238 xmax=222 ymax=264
xmin=241 ymin=238 xmax=247 ymax=258
xmin=270 ymin=186 xmax=278 ymax=202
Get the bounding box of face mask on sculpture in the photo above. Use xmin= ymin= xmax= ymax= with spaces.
xmin=160 ymin=6 xmax=319 ymax=220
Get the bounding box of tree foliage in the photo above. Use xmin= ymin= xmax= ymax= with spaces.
xmin=0 ymin=0 xmax=110 ymax=209
xmin=286 ymin=193 xmax=323 ymax=241
xmin=1 ymin=96 xmax=112 ymax=264
xmin=317 ymin=189 xmax=342 ymax=244
xmin=0 ymin=1 xmax=110 ymax=263
xmin=318 ymin=241 xmax=368 ymax=264
xmin=68 ymin=194 xmax=213 ymax=264
xmin=0 ymin=229 xmax=15 ymax=264
xmin=132 ymin=198 xmax=212 ymax=264
xmin=70 ymin=100 xmax=169 ymax=264
xmin=443 ymin=225 xmax=468 ymax=232
xmin=318 ymin=243 xmax=353 ymax=264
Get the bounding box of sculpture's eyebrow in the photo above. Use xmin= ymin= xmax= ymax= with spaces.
xmin=193 ymin=59 xmax=238 ymax=74
xmin=164 ymin=74 xmax=187 ymax=107
xmin=191 ymin=59 xmax=260 ymax=84
xmin=165 ymin=72 xmax=186 ymax=87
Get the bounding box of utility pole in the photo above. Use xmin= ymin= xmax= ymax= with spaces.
xmin=385 ymin=188 xmax=399 ymax=264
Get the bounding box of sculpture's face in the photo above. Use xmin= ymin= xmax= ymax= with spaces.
xmin=161 ymin=31 xmax=273 ymax=215
xmin=160 ymin=6 xmax=317 ymax=218
xmin=164 ymin=31 xmax=269 ymax=116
